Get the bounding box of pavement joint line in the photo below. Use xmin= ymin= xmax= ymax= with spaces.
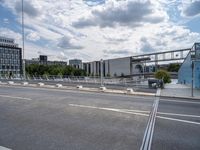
xmin=157 ymin=112 xmax=200 ymax=118
xmin=0 ymin=94 xmax=32 ymax=101
xmin=140 ymin=88 xmax=161 ymax=150
xmin=157 ymin=115 xmax=200 ymax=125
xmin=69 ymin=104 xmax=150 ymax=117
xmin=0 ymin=146 xmax=12 ymax=150
xmin=160 ymin=99 xmax=200 ymax=104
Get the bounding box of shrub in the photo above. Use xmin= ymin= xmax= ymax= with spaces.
xmin=155 ymin=70 xmax=171 ymax=83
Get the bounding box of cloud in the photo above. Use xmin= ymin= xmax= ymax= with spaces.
xmin=103 ymin=49 xmax=130 ymax=55
xmin=140 ymin=37 xmax=154 ymax=52
xmin=57 ymin=36 xmax=83 ymax=50
xmin=182 ymin=1 xmax=200 ymax=17
xmin=83 ymin=0 xmax=105 ymax=6
xmin=26 ymin=31 xmax=40 ymax=41
xmin=73 ymin=0 xmax=166 ymax=28
xmin=15 ymin=0 xmax=39 ymax=17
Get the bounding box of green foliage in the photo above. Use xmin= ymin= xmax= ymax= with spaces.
xmin=26 ymin=64 xmax=86 ymax=77
xmin=155 ymin=70 xmax=171 ymax=83
xmin=167 ymin=63 xmax=180 ymax=72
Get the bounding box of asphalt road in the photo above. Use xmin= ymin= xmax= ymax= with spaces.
xmin=0 ymin=85 xmax=199 ymax=150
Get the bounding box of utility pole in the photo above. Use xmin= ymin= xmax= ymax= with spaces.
xmin=22 ymin=0 xmax=26 ymax=79
xmin=100 ymin=59 xmax=103 ymax=87
xmin=191 ymin=61 xmax=194 ymax=97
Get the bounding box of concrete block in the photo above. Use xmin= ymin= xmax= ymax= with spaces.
xmin=56 ymin=84 xmax=63 ymax=88
xmin=38 ymin=82 xmax=45 ymax=86
xmin=127 ymin=88 xmax=134 ymax=93
xmin=77 ymin=85 xmax=83 ymax=89
xmin=22 ymin=82 xmax=29 ymax=85
xmin=99 ymin=86 xmax=106 ymax=91
xmin=8 ymin=81 xmax=14 ymax=85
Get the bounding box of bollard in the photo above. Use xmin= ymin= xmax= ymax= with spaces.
xmin=22 ymin=82 xmax=29 ymax=85
xmin=99 ymin=86 xmax=106 ymax=91
xmin=8 ymin=81 xmax=14 ymax=85
xmin=38 ymin=82 xmax=44 ymax=86
xmin=77 ymin=85 xmax=83 ymax=89
xmin=127 ymin=88 xmax=134 ymax=94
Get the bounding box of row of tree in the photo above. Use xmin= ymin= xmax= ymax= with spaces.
xmin=26 ymin=64 xmax=86 ymax=77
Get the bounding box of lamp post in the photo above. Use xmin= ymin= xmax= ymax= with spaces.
xmin=100 ymin=59 xmax=103 ymax=87
xmin=191 ymin=61 xmax=194 ymax=97
xmin=21 ymin=0 xmax=26 ymax=79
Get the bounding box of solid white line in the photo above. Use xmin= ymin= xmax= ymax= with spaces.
xmin=69 ymin=104 xmax=149 ymax=117
xmin=0 ymin=94 xmax=32 ymax=101
xmin=157 ymin=116 xmax=200 ymax=125
xmin=0 ymin=146 xmax=12 ymax=150
xmin=158 ymin=112 xmax=200 ymax=118
xmin=160 ymin=99 xmax=200 ymax=104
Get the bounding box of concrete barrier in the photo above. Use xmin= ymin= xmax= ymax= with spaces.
xmin=127 ymin=88 xmax=134 ymax=93
xmin=22 ymin=82 xmax=29 ymax=85
xmin=56 ymin=84 xmax=63 ymax=88
xmin=38 ymin=82 xmax=45 ymax=86
xmin=8 ymin=81 xmax=14 ymax=85
xmin=77 ymin=85 xmax=83 ymax=89
xmin=99 ymin=86 xmax=106 ymax=91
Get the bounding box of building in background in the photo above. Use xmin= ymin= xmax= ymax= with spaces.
xmin=0 ymin=36 xmax=22 ymax=77
xmin=25 ymin=55 xmax=68 ymax=66
xmin=178 ymin=43 xmax=200 ymax=89
xmin=83 ymin=57 xmax=145 ymax=77
xmin=69 ymin=59 xmax=83 ymax=69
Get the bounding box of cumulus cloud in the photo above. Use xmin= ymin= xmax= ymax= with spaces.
xmin=15 ymin=0 xmax=39 ymax=17
xmin=103 ymin=49 xmax=130 ymax=55
xmin=26 ymin=31 xmax=40 ymax=41
xmin=73 ymin=0 xmax=166 ymax=28
xmin=83 ymin=0 xmax=105 ymax=6
xmin=57 ymin=36 xmax=83 ymax=50
xmin=182 ymin=0 xmax=200 ymax=17
xmin=140 ymin=37 xmax=154 ymax=52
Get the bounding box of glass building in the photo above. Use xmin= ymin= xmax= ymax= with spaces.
xmin=0 ymin=36 xmax=22 ymax=77
xmin=178 ymin=43 xmax=200 ymax=89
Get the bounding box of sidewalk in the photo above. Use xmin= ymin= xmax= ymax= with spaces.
xmin=161 ymin=82 xmax=200 ymax=100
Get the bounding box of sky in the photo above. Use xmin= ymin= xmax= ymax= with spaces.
xmin=0 ymin=0 xmax=200 ymax=62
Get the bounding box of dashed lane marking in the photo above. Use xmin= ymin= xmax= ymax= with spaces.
xmin=69 ymin=104 xmax=149 ymax=117
xmin=157 ymin=112 xmax=200 ymax=118
xmin=0 ymin=94 xmax=32 ymax=101
xmin=0 ymin=146 xmax=12 ymax=150
xmin=157 ymin=116 xmax=200 ymax=125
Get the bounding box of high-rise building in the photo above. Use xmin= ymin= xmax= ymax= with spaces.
xmin=0 ymin=36 xmax=22 ymax=77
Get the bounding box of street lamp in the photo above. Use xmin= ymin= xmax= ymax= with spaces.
xmin=100 ymin=59 xmax=103 ymax=87
xmin=21 ymin=0 xmax=26 ymax=79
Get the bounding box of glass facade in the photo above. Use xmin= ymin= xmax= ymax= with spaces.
xmin=178 ymin=43 xmax=200 ymax=89
xmin=0 ymin=46 xmax=22 ymax=77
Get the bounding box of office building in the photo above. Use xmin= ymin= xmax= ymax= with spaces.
xmin=178 ymin=43 xmax=200 ymax=88
xmin=69 ymin=59 xmax=83 ymax=69
xmin=25 ymin=55 xmax=68 ymax=66
xmin=0 ymin=36 xmax=22 ymax=77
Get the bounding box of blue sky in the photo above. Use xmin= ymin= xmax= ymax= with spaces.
xmin=0 ymin=0 xmax=200 ymax=61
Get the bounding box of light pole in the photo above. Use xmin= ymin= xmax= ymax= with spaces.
xmin=191 ymin=61 xmax=194 ymax=97
xmin=21 ymin=0 xmax=26 ymax=79
xmin=100 ymin=59 xmax=103 ymax=87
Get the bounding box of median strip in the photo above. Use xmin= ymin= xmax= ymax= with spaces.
xmin=140 ymin=89 xmax=160 ymax=150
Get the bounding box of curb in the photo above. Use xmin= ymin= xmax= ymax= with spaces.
xmin=0 ymin=83 xmax=155 ymax=97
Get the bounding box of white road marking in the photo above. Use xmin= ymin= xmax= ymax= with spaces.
xmin=160 ymin=99 xmax=200 ymax=104
xmin=0 ymin=146 xmax=12 ymax=150
xmin=157 ymin=116 xmax=200 ymax=125
xmin=69 ymin=104 xmax=149 ymax=117
xmin=158 ymin=112 xmax=200 ymax=118
xmin=0 ymin=94 xmax=32 ymax=101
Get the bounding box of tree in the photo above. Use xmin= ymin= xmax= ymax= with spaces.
xmin=167 ymin=63 xmax=180 ymax=72
xmin=155 ymin=70 xmax=171 ymax=83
